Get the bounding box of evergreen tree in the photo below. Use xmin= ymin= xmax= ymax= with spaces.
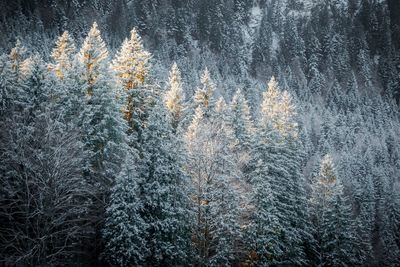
xmin=78 ymin=22 xmax=132 ymax=263
xmin=103 ymin=159 xmax=147 ymax=267
xmin=247 ymin=77 xmax=307 ymax=266
xmin=230 ymin=88 xmax=254 ymax=150
xmin=139 ymin=101 xmax=193 ymax=266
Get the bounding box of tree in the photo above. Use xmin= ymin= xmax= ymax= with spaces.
xmin=247 ymin=77 xmax=307 ymax=266
xmin=230 ymin=88 xmax=254 ymax=150
xmin=229 ymin=88 xmax=254 ymax=181
xmin=139 ymin=101 xmax=193 ymax=266
xmin=0 ymin=54 xmax=90 ymax=266
xmin=193 ymin=67 xmax=217 ymax=117
xmin=185 ymin=98 xmax=241 ymax=266
xmin=112 ymin=27 xmax=152 ymax=148
xmin=164 ymin=62 xmax=185 ymax=130
xmin=309 ymin=155 xmax=359 ymax=266
xmin=49 ymin=31 xmax=76 ymax=79
xmin=77 ymin=22 xmax=131 ymax=263
xmin=102 ymin=158 xmax=147 ymax=267
xmin=0 ymin=40 xmax=30 ymax=116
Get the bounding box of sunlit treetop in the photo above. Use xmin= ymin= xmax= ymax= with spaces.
xmin=78 ymin=22 xmax=109 ymax=95
xmin=50 ymin=31 xmax=76 ymax=79
xmin=112 ymin=28 xmax=151 ymax=90
xmin=261 ymin=76 xmax=298 ymax=138
xmin=164 ymin=62 xmax=184 ymax=128
xmin=194 ymin=67 xmax=216 ymax=111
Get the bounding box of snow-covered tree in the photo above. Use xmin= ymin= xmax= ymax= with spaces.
xmin=309 ymin=155 xmax=359 ymax=266
xmin=185 ymin=98 xmax=241 ymax=266
xmin=102 ymin=159 xmax=147 ymax=267
xmin=139 ymin=101 xmax=193 ymax=266
xmin=247 ymin=77 xmax=307 ymax=266
xmin=230 ymin=88 xmax=254 ymax=150
xmin=193 ymin=67 xmax=217 ymax=117
xmin=112 ymin=28 xmax=152 ymax=148
xmin=77 ymin=22 xmax=132 ymax=262
xmin=0 ymin=53 xmax=90 ymax=266
xmin=49 ymin=31 xmax=76 ymax=79
xmin=78 ymin=21 xmax=128 ymax=188
xmin=164 ymin=62 xmax=185 ymax=130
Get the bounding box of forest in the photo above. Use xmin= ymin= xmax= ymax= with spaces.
xmin=0 ymin=0 xmax=400 ymax=266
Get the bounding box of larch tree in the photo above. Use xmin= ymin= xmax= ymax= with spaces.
xmin=309 ymin=155 xmax=359 ymax=266
xmin=48 ymin=31 xmax=82 ymax=125
xmin=193 ymin=67 xmax=217 ymax=117
xmin=185 ymin=93 xmax=241 ymax=266
xmin=164 ymin=62 xmax=185 ymax=130
xmin=49 ymin=31 xmax=76 ymax=80
xmin=112 ymin=27 xmax=152 ymax=149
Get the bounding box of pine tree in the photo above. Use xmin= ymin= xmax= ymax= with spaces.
xmin=164 ymin=62 xmax=185 ymax=130
xmin=309 ymin=155 xmax=359 ymax=266
xmin=139 ymin=101 xmax=193 ymax=266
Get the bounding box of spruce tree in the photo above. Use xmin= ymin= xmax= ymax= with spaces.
xmin=103 ymin=158 xmax=147 ymax=267
xmin=78 ymin=22 xmax=132 ymax=262
xmin=230 ymin=88 xmax=254 ymax=151
xmin=247 ymin=77 xmax=307 ymax=266
xmin=139 ymin=100 xmax=192 ymax=266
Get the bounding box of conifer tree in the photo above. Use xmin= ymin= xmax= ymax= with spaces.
xmin=309 ymin=155 xmax=359 ymax=266
xmin=49 ymin=31 xmax=76 ymax=79
xmin=139 ymin=101 xmax=193 ymax=266
xmin=193 ymin=67 xmax=217 ymax=117
xmin=0 ymin=40 xmax=30 ymax=116
xmin=78 ymin=21 xmax=128 ymax=188
xmin=247 ymin=77 xmax=307 ymax=266
xmin=78 ymin=22 xmax=132 ymax=262
xmin=164 ymin=62 xmax=185 ymax=130
xmin=230 ymin=88 xmax=254 ymax=150
xmin=103 ymin=158 xmax=147 ymax=267
xmin=185 ymin=92 xmax=241 ymax=266
xmin=112 ymin=28 xmax=152 ymax=148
